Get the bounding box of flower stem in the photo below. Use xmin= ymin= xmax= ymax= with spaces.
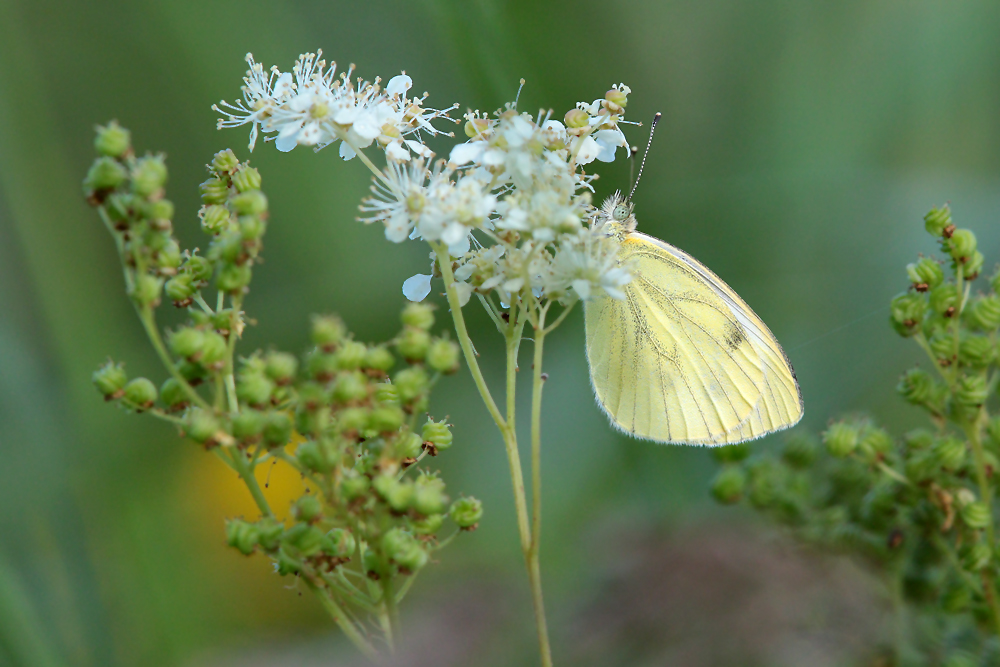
xmin=307 ymin=580 xmax=379 ymax=660
xmin=528 ymin=306 xmax=553 ymax=667
xmin=228 ymin=447 xmax=272 ymax=517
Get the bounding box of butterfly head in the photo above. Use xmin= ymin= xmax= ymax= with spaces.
xmin=594 ymin=191 xmax=637 ymax=239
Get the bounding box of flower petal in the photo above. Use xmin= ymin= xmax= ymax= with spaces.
xmin=449 ymin=142 xmax=485 ymax=165
xmin=386 ymin=74 xmax=413 ymax=97
xmin=402 ymin=274 xmax=433 ymax=302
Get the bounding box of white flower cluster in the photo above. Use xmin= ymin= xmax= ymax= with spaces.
xmin=360 ymin=84 xmax=636 ymax=307
xmin=214 ymin=51 xmax=456 ymax=159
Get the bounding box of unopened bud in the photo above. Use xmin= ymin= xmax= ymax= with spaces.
xmin=264 ymin=351 xmax=298 ymax=385
xmin=364 ymin=345 xmax=395 ymax=372
xmin=332 ymin=371 xmax=368 ymax=403
xmin=216 ymin=263 xmax=252 ymax=293
xmin=262 ymin=411 xmax=292 ymax=447
xmin=368 ymin=406 xmax=405 ymax=433
xmin=889 ymin=293 xmax=927 ymax=336
xmin=954 ymin=374 xmax=988 ymax=408
xmin=397 ymin=327 xmax=431 ymax=361
xmin=422 ymin=418 xmax=453 ymax=452
xmin=160 ymin=378 xmax=188 ymax=410
xmin=93 ymin=361 xmax=128 ymax=399
xmin=326 ymin=528 xmax=356 ymax=559
xmin=401 ymin=303 xmax=435 ymax=329
xmin=211 ymin=149 xmax=239 ymax=174
xmin=710 ymin=466 xmax=746 ymax=504
xmin=232 ymin=410 xmax=265 ymax=442
xmin=186 ymin=408 xmax=222 ymax=444
xmin=959 ymin=335 xmax=994 ymax=368
xmin=335 ymin=341 xmax=368 ymax=371
xmin=906 ymin=258 xmax=943 ymax=291
xmin=292 ymin=495 xmax=323 ymax=523
xmin=968 ymin=295 xmax=1000 ymax=331
xmin=928 ymin=284 xmax=960 ymax=317
xmin=946 ymin=229 xmax=977 ymax=263
xmin=564 ymin=108 xmax=589 ymax=129
xmin=130 ymin=274 xmax=163 ymax=307
xmin=897 ymin=367 xmax=936 ymax=405
xmin=94 ymin=121 xmax=131 ymax=158
xmin=782 ymin=435 xmax=817 ymax=469
xmin=932 ymin=436 xmax=967 ymax=471
xmin=84 ymin=157 xmax=128 ymax=192
xmin=231 ymin=190 xmax=268 ymax=216
xmin=131 ymin=156 xmax=168 ymax=198
xmin=962 ymin=503 xmax=991 ymax=531
xmin=924 ymin=205 xmax=952 ymax=237
xmin=449 ymin=496 xmax=483 ymax=529
xmin=427 ymin=338 xmax=461 ymax=374
xmin=236 ymin=371 xmax=274 ymax=407
xmin=226 ymin=519 xmax=259 ymax=555
xmin=182 ymin=254 xmax=213 ymax=285
xmin=201 ymin=204 xmax=233 ymax=234
xmin=311 ymin=315 xmax=347 ymax=351
xmin=199 ymin=177 xmax=229 ymax=205
xmin=394 ymin=367 xmax=429 ymax=403
xmin=232 ymin=165 xmax=262 ymax=192
xmin=824 ymin=421 xmax=859 ymax=457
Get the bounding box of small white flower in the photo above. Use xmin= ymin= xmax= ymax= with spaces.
xmin=403 ymin=273 xmax=433 ymax=302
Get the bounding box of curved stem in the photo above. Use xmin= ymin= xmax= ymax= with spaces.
xmin=307 ymin=580 xmax=379 ymax=661
xmin=228 ymin=447 xmax=272 ymax=517
xmin=528 ymin=306 xmax=553 ymax=667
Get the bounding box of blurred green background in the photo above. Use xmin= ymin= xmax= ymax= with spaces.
xmin=2 ymin=0 xmax=1000 ymax=664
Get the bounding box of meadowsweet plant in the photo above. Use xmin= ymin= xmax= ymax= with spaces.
xmin=711 ymin=206 xmax=1000 ymax=665
xmin=214 ymin=50 xmax=638 ymax=666
xmin=83 ymin=123 xmax=481 ymax=659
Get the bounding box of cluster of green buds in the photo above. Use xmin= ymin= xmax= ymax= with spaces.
xmin=712 ymin=205 xmax=1000 ymax=664
xmin=85 ymin=123 xmax=480 ymax=655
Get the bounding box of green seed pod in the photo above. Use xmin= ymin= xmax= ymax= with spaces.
xmin=144 ymin=198 xmax=174 ymax=224
xmin=84 ymin=157 xmax=128 ymax=192
xmin=929 ymin=284 xmax=960 ymax=317
xmin=932 ymin=436 xmax=967 ymax=471
xmin=824 ymin=421 xmax=859 ymax=458
xmin=412 ymin=513 xmax=444 ymax=535
xmin=889 ymin=293 xmax=927 ymax=336
xmin=369 ymin=406 xmax=405 ymax=433
xmin=401 ymin=302 xmax=435 ymax=330
xmin=177 ymin=360 xmax=207 ymax=384
xmin=394 ymin=367 xmax=430 ymax=403
xmin=225 ymin=519 xmax=259 ymax=556
xmin=264 ymin=351 xmax=298 ymax=385
xmin=946 ymin=228 xmax=977 ymax=263
xmin=232 ymin=410 xmax=265 ymax=442
xmin=155 ymin=240 xmax=182 ymax=273
xmin=393 ymin=542 xmax=428 ymax=573
xmin=364 ymin=345 xmax=395 ymax=373
xmin=781 ymin=435 xmax=817 ymax=469
xmin=199 ymin=331 xmax=228 ymax=370
xmin=216 ymin=263 xmax=252 ymax=294
xmin=897 ymin=367 xmax=936 ymax=405
xmin=954 ymin=374 xmax=988 ymax=408
xmin=710 ymin=466 xmax=746 ymax=504
xmin=960 ymin=251 xmax=984 ymax=280
xmin=208 ymin=231 xmax=244 ymax=264
xmin=282 ymin=523 xmax=326 ymax=557
xmin=382 ymin=528 xmax=420 ymax=562
xmin=962 ymin=502 xmax=991 ymax=530
xmin=422 ymin=418 xmax=453 ymax=451
xmin=182 ymin=254 xmax=213 ymax=285
xmin=959 ymin=334 xmax=994 ymax=368
xmin=906 ymin=257 xmax=944 ymax=291
xmin=967 ymin=294 xmax=1000 ymax=331
xmin=412 ymin=476 xmax=448 ymax=516
xmin=904 ymin=429 xmax=935 ymax=450
xmin=131 ymin=156 xmax=168 ymax=198
xmin=963 ymin=542 xmax=992 ymax=571
xmin=858 ymin=427 xmax=893 ymax=460
xmin=427 ymin=338 xmax=461 ymax=374
xmin=296 ymin=441 xmax=333 ymax=474
xmin=231 ymin=190 xmax=268 ymax=216
xmin=396 ymin=328 xmax=431 ymax=361
xmin=340 ymin=473 xmax=370 ymax=501
xmin=306 ymin=350 xmax=338 ymax=381
xmin=334 ymin=341 xmax=368 ymax=370
xmin=211 ymin=149 xmax=239 ymax=174
xmin=712 ymin=442 xmax=750 ymax=464
xmin=123 ymin=377 xmax=157 ymax=409
xmin=292 ymin=495 xmax=323 ymax=523
xmin=201 ymin=204 xmax=233 ymax=234
xmin=255 ymin=518 xmax=284 ymax=552
xmin=93 ymin=361 xmax=128 ymax=398
xmin=295 ymin=405 xmax=329 ymax=438
xmin=373 ymin=474 xmax=413 ymax=511
xmin=275 ymin=548 xmax=301 ymax=576
xmin=904 ymin=450 xmax=938 ymax=482
xmin=326 ymin=528 xmax=356 ymax=559
xmin=928 ymin=332 xmax=957 ymax=366
xmin=311 ymin=315 xmax=347 ymax=350
xmin=362 ymin=547 xmax=387 ymax=579
xmin=130 ymin=274 xmax=163 ymax=307
xmin=186 ymin=408 xmax=221 ymax=444
xmin=199 ymin=177 xmax=229 ymax=205
xmin=238 ymin=215 xmax=267 ymax=241
xmin=262 ymin=411 xmax=293 ymax=447
xmin=605 ymin=88 xmax=628 ymax=109
xmin=160 ymin=378 xmax=188 ymax=409
xmin=232 ymin=165 xmax=261 ymax=192
xmin=375 ymin=382 xmax=401 ymax=407
xmin=164 ymin=274 xmax=196 ymax=305
xmin=331 ymin=371 xmax=368 ymax=403
xmin=449 ymin=496 xmax=483 ymax=529
xmin=564 ymin=108 xmax=589 ymax=129
xmin=236 ymin=371 xmax=275 ymax=407
xmin=397 ymin=432 xmax=423 ymax=459
xmin=94 ymin=120 xmax=131 ymax=158
xmin=924 ymin=205 xmax=952 ymax=237
xmin=337 ymin=407 xmax=369 ymax=434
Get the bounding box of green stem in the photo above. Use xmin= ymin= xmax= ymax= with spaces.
xmin=380 ymin=576 xmax=398 ymax=652
xmin=503 ymin=323 xmax=532 ymax=552
xmin=528 ymin=305 xmax=553 ymax=667
xmin=307 ymin=581 xmax=379 ymax=661
xmin=228 ymin=448 xmax=272 ymax=517
xmin=138 ymin=307 xmax=210 ymax=410
xmin=964 ymin=416 xmax=1000 ymax=638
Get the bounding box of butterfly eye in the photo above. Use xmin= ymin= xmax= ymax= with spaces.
xmin=613 ymin=204 xmax=629 ymax=221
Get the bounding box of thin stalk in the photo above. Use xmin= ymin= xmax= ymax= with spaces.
xmin=308 ymin=581 xmax=379 ymax=661
xmin=380 ymin=576 xmax=399 ymax=652
xmin=228 ymin=448 xmax=272 ymax=517
xmin=528 ymin=305 xmax=553 ymax=667
xmin=964 ymin=416 xmax=1000 ymax=638
xmin=504 ymin=325 xmax=532 ymax=551
xmin=137 ymin=307 xmax=210 ymax=409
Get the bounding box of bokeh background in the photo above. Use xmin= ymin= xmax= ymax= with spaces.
xmin=2 ymin=0 xmax=1000 ymax=665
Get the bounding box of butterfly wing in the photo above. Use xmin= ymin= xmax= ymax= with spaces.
xmin=584 ymin=232 xmax=803 ymax=445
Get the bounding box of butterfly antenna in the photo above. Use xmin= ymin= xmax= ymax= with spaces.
xmin=627 ymin=145 xmax=639 ymax=194
xmin=627 ymin=112 xmax=661 ymax=202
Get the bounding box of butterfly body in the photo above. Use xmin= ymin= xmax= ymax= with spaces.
xmin=584 ymin=195 xmax=803 ymax=446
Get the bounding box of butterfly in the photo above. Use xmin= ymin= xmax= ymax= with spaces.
xmin=584 ymin=192 xmax=803 ymax=445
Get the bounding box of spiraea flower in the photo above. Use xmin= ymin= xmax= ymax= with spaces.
xmin=215 ymin=51 xmax=457 ymax=159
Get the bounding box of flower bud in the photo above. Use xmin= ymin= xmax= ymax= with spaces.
xmin=710 ymin=466 xmax=746 ymax=504
xmin=413 ymin=476 xmax=448 ymax=516
xmin=382 ymin=528 xmax=426 ymax=571
xmin=177 ymin=360 xmax=207 ymax=384
xmin=858 ymin=427 xmax=893 ymax=460
xmin=122 ymin=377 xmax=157 ymax=409
xmin=93 ymin=361 xmax=128 ymax=399
xmin=394 ymin=367 xmax=429 ymax=403
xmin=959 ymin=335 xmax=994 ymax=368
xmin=905 ymin=450 xmax=938 ymax=482
xmin=967 ymin=295 xmax=1000 ymax=331
xmin=897 ymin=367 xmax=936 ymax=405
xmin=182 ymin=254 xmax=213 ymax=285
xmin=211 ymin=149 xmax=239 ymax=174
xmin=164 ymin=274 xmax=196 ymax=306
xmin=311 ymin=315 xmax=347 ymax=351
xmin=130 ymin=156 xmax=168 ymax=198
xmin=335 ymin=341 xmax=368 ymax=370
xmin=564 ymin=108 xmax=589 ymax=129
xmin=954 ymin=374 xmax=988 ymax=408
xmin=186 ymin=408 xmax=222 ymax=444
xmin=305 ymin=350 xmax=337 ymax=382
xmin=232 ymin=410 xmax=265 ymax=442
xmin=427 ymin=338 xmax=461 ymax=374
xmin=397 ymin=432 xmax=423 ymax=459
xmin=364 ymin=345 xmax=395 ymax=373
xmin=201 ymin=204 xmax=233 ymax=235
xmin=255 ymin=518 xmax=284 ymax=552
xmin=232 ymin=165 xmax=262 ymax=192
xmin=605 ymin=88 xmax=628 ymax=109
xmin=401 ymin=303 xmax=435 ymax=330
xmin=422 ymin=418 xmax=453 ymax=452
xmin=711 ymin=442 xmax=750 ymax=464
xmin=413 ymin=513 xmax=444 ymax=535
xmin=924 ymin=205 xmax=953 ymax=237
xmin=292 ymin=495 xmax=323 ymax=523
xmin=263 ymin=411 xmax=292 ymax=447
xmin=264 ymin=351 xmax=298 ymax=385
xmin=946 ymin=228 xmax=977 ymax=263
xmin=929 ymin=284 xmax=960 ymax=317
xmin=332 ymin=371 xmax=368 ymax=403
xmin=928 ymin=332 xmax=956 ymax=366
xmin=84 ymin=157 xmax=128 ymax=192
xmin=160 ymin=378 xmax=188 ymax=410
xmin=144 ymin=199 xmax=174 ymax=225
xmin=781 ymin=435 xmax=817 ymax=469
xmin=197 ymin=331 xmax=227 ymax=370
xmin=374 ymin=474 xmax=413 ymax=511
xmin=236 ymin=372 xmax=273 ymax=407
xmin=337 ymin=407 xmax=369 ymax=435
xmin=889 ymin=293 xmax=926 ymax=336
xmin=283 ymin=523 xmax=326 ymax=556
xmin=824 ymin=421 xmax=859 ymax=457
xmin=94 ymin=121 xmax=131 ymax=158
xmin=464 ymin=118 xmax=490 ymax=138
xmin=393 ymin=541 xmax=428 ymax=573
xmin=238 ymin=214 xmax=267 ymax=242
xmin=154 ymin=240 xmax=182 ymax=274
xmin=375 ymin=382 xmax=401 ymax=407
xmin=397 ymin=327 xmax=431 ymax=361
xmin=130 ymin=274 xmax=163 ymax=307
xmin=231 ymin=190 xmax=268 ymax=216
xmin=904 ymin=429 xmax=935 ymax=450
xmin=296 ymin=441 xmax=333 ymax=473
xmin=449 ymin=496 xmax=483 ymax=529
xmin=932 ymin=436 xmax=967 ymax=471
xmin=226 ymin=519 xmax=259 ymax=555
xmin=906 ymin=257 xmax=943 ymax=291
xmin=296 ymin=404 xmax=330 ymax=438
xmin=216 ymin=264 xmax=252 ymax=294
xmin=275 ymin=548 xmax=301 ymax=576
xmin=368 ymin=406 xmax=405 ymax=433
xmin=199 ymin=177 xmax=229 ymax=205
xmin=326 ymin=528 xmax=356 ymax=559
xmin=341 ymin=473 xmax=370 ymax=501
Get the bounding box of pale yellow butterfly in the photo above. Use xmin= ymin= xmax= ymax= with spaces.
xmin=584 ymin=190 xmax=803 ymax=446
